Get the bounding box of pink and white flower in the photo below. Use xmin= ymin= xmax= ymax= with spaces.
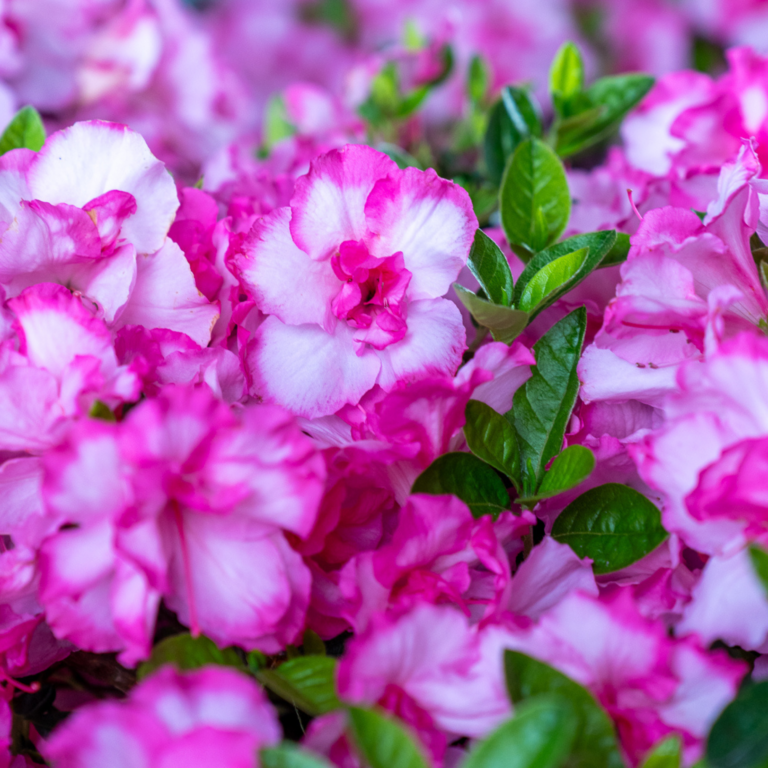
xmin=233 ymin=144 xmax=477 ymax=418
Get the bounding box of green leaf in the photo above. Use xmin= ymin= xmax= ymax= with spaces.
xmin=599 ymin=232 xmax=631 ymax=268
xmin=640 ymin=736 xmax=682 ymax=768
xmin=513 ymin=231 xmax=617 ymax=316
xmin=551 ymin=483 xmax=668 ymax=574
xmin=412 ymin=452 xmax=510 ymax=519
xmin=467 ymin=229 xmax=515 ymax=306
xmin=509 ymin=307 xmax=587 ymax=490
xmin=464 ymin=400 xmax=521 ymax=492
xmin=255 ymin=656 xmax=341 ymax=717
xmin=462 ymin=696 xmax=576 ymax=768
xmin=500 ymin=138 xmax=571 ymax=259
xmin=137 ymin=634 xmax=245 ymax=681
xmin=88 ymin=400 xmax=116 ymax=422
xmin=517 ymin=247 xmax=589 ymax=314
xmin=468 ymin=55 xmax=490 ymax=104
xmin=262 ymin=95 xmax=296 ymax=151
xmin=348 ymin=707 xmax=429 ymax=768
xmin=504 ymin=651 xmax=625 ymax=768
xmin=454 ymin=285 xmax=529 ymax=345
xmin=749 ymin=545 xmax=768 ymax=598
xmin=261 ymin=744 xmax=335 ymax=768
xmin=519 ymin=445 xmax=595 ymax=504
xmin=484 ymin=86 xmax=543 ymax=186
xmin=550 ymin=42 xmax=584 ymax=116
xmin=0 ymin=106 xmax=46 ymax=155
xmin=707 ymin=680 xmax=768 ymax=768
xmin=555 ymin=74 xmax=654 ymax=157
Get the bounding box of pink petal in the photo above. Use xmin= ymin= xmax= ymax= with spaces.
xmin=365 ymin=167 xmax=477 ymax=300
xmin=376 ymin=298 xmax=465 ymax=391
xmin=289 ymin=144 xmax=397 ymax=261
xmin=246 ymin=316 xmax=381 ymax=418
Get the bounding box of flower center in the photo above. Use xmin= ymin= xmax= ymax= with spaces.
xmin=331 ymin=240 xmax=412 ymax=351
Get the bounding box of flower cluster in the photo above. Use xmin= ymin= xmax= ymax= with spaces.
xmin=1 ymin=2 xmax=768 ymax=768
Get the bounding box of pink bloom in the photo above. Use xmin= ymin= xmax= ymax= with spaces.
xmin=39 ymin=385 xmax=325 ymax=663
xmin=0 ymin=283 xmax=140 ymax=453
xmin=233 ymin=144 xmax=476 ymax=418
xmin=43 ymin=665 xmax=281 ymax=768
xmin=486 ymin=589 xmax=745 ymax=766
xmin=337 ymin=602 xmax=511 ymax=763
xmin=633 ymin=332 xmax=768 ymax=556
xmin=0 ymin=120 xmax=218 ymax=343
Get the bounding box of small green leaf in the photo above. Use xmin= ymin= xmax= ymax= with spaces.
xmin=707 ymin=680 xmax=768 ymax=768
xmin=505 ymin=651 xmax=625 ymax=768
xmin=484 ymin=86 xmax=543 ymax=186
xmin=521 ymin=445 xmax=595 ymax=503
xmin=600 ymin=232 xmax=631 ymax=268
xmin=462 ymin=696 xmax=576 ymax=768
xmin=640 ymin=736 xmax=682 ymax=768
xmin=88 ymin=400 xmax=116 ymax=422
xmin=551 ymin=483 xmax=668 ymax=574
xmin=550 ymin=42 xmax=584 ymax=116
xmin=137 ymin=634 xmax=245 ymax=681
xmin=500 ymin=138 xmax=571 ymax=259
xmin=0 ymin=106 xmax=46 ymax=155
xmin=518 ymin=247 xmax=589 ymax=314
xmin=749 ymin=544 xmax=768 ymax=597
xmin=263 ymin=95 xmax=296 ymax=151
xmin=412 ymin=452 xmax=510 ymax=519
xmin=348 ymin=707 xmax=429 ymax=768
xmin=464 ymin=400 xmax=521 ymax=492
xmin=513 ymin=231 xmax=617 ymax=316
xmin=302 ymin=628 xmax=326 ymax=656
xmin=467 ymin=229 xmax=515 ymax=306
xmin=255 ymin=656 xmax=341 ymax=716
xmin=468 ymin=55 xmax=490 ymax=104
xmin=454 ymin=285 xmax=529 ymax=345
xmin=555 ymin=74 xmax=654 ymax=157
xmin=261 ymin=744 xmax=335 ymax=768
xmin=509 ymin=307 xmax=587 ymax=488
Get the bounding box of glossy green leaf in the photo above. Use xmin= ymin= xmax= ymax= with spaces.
xmin=412 ymin=452 xmax=510 ymax=519
xmin=500 ymin=138 xmax=571 ymax=259
xmin=484 ymin=86 xmax=543 ymax=186
xmin=454 ymin=285 xmax=529 ymax=344
xmin=555 ymin=74 xmax=654 ymax=157
xmin=348 ymin=707 xmax=429 ymax=768
xmin=640 ymin=736 xmax=682 ymax=768
xmin=518 ymin=247 xmax=589 ymax=314
xmin=519 ymin=445 xmax=595 ymax=503
xmin=504 ymin=651 xmax=625 ymax=768
xmin=255 ymin=656 xmax=341 ymax=716
xmin=137 ymin=634 xmax=245 ymax=681
xmin=0 ymin=106 xmax=46 ymax=155
xmin=509 ymin=307 xmax=587 ymax=491
xmin=600 ymin=232 xmax=631 ymax=268
xmin=707 ymin=680 xmax=768 ymax=768
xmin=551 ymin=483 xmax=668 ymax=574
xmin=467 ymin=229 xmax=515 ymax=306
xmin=261 ymin=744 xmax=335 ymax=768
xmin=550 ymin=42 xmax=584 ymax=116
xmin=513 ymin=231 xmax=617 ymax=315
xmin=464 ymin=400 xmax=521 ymax=492
xmin=749 ymin=544 xmax=768 ymax=597
xmin=463 ymin=696 xmax=576 ymax=768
